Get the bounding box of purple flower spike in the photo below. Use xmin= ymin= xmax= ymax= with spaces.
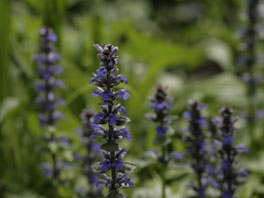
xmin=34 ymin=28 xmax=68 ymax=181
xmin=216 ymin=107 xmax=249 ymax=198
xmin=147 ymin=85 xmax=181 ymax=198
xmin=183 ymin=100 xmax=209 ymax=198
xmin=88 ymin=44 xmax=134 ymax=197
xmin=238 ymin=0 xmax=261 ymax=130
xmin=34 ymin=27 xmax=64 ymax=127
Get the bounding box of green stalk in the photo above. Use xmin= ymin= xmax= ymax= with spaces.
xmin=161 ymin=146 xmax=166 ymax=198
xmin=91 ymin=0 xmax=103 ymax=72
xmin=42 ymin=0 xmax=65 ymax=49
xmin=0 ymin=0 xmax=11 ymax=180
xmin=0 ymin=0 xmax=11 ymax=103
xmin=248 ymin=90 xmax=257 ymax=150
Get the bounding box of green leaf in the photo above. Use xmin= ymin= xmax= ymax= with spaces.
xmin=42 ymin=0 xmax=65 ymax=49
xmin=116 ymin=116 xmax=130 ymax=126
xmin=154 ymin=135 xmax=171 ymax=147
xmin=0 ymin=0 xmax=11 ymax=103
xmin=101 ymin=141 xmax=119 ymax=152
xmin=48 ymin=142 xmax=58 ymax=153
xmin=0 ymin=97 xmax=20 ymax=123
xmin=106 ymin=191 xmax=123 ymax=198
xmin=122 ymin=162 xmax=136 ymax=173
xmin=92 ymin=162 xmax=102 ymax=173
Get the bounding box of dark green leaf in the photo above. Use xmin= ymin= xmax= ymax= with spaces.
xmin=154 ymin=135 xmax=171 ymax=146
xmin=92 ymin=162 xmax=102 ymax=173
xmin=106 ymin=191 xmax=123 ymax=198
xmin=122 ymin=162 xmax=136 ymax=173
xmin=101 ymin=141 xmax=119 ymax=152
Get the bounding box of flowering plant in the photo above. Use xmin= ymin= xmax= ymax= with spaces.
xmin=146 ymin=85 xmax=181 ymax=198
xmin=89 ymin=44 xmax=135 ymax=198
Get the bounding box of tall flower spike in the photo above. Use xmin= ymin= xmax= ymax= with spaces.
xmin=74 ymin=108 xmax=102 ymax=197
xmin=34 ymin=27 xmax=65 ymax=127
xmin=216 ymin=107 xmax=248 ymax=198
xmin=237 ymin=0 xmax=262 ymax=145
xmin=89 ymin=44 xmax=135 ymax=198
xmin=34 ymin=27 xmax=67 ymax=181
xmin=147 ymin=85 xmax=181 ymax=198
xmin=183 ymin=100 xmax=209 ymax=198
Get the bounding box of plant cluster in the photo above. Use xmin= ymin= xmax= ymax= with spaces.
xmin=32 ymin=29 xmax=249 ymax=198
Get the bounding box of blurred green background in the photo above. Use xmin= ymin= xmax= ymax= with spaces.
xmin=1 ymin=0 xmax=264 ymax=197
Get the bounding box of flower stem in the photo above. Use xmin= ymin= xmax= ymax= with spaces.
xmin=247 ymin=91 xmax=257 ymax=150
xmin=110 ymin=150 xmax=117 ymax=190
xmin=161 ymin=146 xmax=166 ymax=198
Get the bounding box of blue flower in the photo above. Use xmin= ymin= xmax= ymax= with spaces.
xmin=183 ymin=111 xmax=191 ymax=120
xmin=117 ymin=173 xmax=134 ymax=187
xmin=221 ymin=161 xmax=231 ymax=171
xmin=93 ymin=44 xmax=104 ymax=53
xmin=222 ymin=135 xmax=232 ymax=146
xmin=115 ymin=89 xmax=130 ymax=100
xmin=115 ymin=127 xmax=131 ymax=141
xmin=113 ymin=160 xmax=124 ymax=171
xmin=195 ymin=118 xmax=206 ymax=127
xmin=99 ymin=160 xmax=112 ymax=172
xmin=115 ymin=74 xmax=128 ymax=84
xmin=40 ymin=162 xmax=53 ymax=177
xmin=156 ymin=126 xmax=167 ymax=136
xmin=106 ymin=114 xmax=119 ymax=126
xmin=94 ymin=112 xmax=105 ymax=124
xmin=169 ymin=152 xmax=182 ymax=161
xmin=114 ymin=104 xmax=127 ymax=116
xmin=39 ymin=28 xmax=57 ymax=42
xmin=60 ymin=136 xmax=70 ymax=146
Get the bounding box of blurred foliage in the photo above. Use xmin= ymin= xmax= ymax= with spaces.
xmin=0 ymin=0 xmax=264 ymax=197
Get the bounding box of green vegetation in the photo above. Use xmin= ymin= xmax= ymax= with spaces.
xmin=0 ymin=0 xmax=263 ymax=197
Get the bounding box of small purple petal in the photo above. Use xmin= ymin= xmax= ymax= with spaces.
xmin=239 ymin=169 xmax=249 ymax=177
xmin=92 ymin=180 xmax=107 ymax=188
xmin=236 ymin=145 xmax=248 ymax=154
xmin=110 ymin=46 xmax=118 ymax=56
xmin=55 ymin=80 xmax=65 ymax=89
xmin=99 ymin=161 xmax=111 ymax=172
xmin=90 ymin=132 xmax=104 ymax=140
xmin=156 ymin=126 xmax=167 ymax=136
xmin=46 ymin=33 xmax=57 ymax=42
xmin=93 ymin=44 xmax=104 ymax=53
xmin=169 ymin=152 xmax=182 ymax=160
xmin=115 ymin=74 xmax=128 ymax=84
xmin=146 ymin=149 xmax=159 ymax=158
xmin=113 ymin=160 xmax=124 ymax=171
xmin=183 ymin=111 xmax=191 ymax=120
